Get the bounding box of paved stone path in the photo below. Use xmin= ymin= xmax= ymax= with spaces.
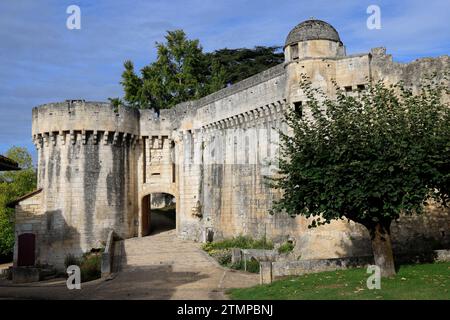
xmin=0 ymin=263 xmax=12 ymax=270
xmin=0 ymin=231 xmax=259 ymax=300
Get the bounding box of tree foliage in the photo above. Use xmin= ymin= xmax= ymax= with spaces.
xmin=0 ymin=147 xmax=37 ymax=256
xmin=120 ymin=30 xmax=283 ymax=110
xmin=271 ymin=74 xmax=450 ymax=276
xmin=207 ymin=46 xmax=284 ymax=85
xmin=121 ymin=30 xmax=221 ymax=110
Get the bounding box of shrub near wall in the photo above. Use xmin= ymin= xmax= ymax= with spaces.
xmin=202 ymin=236 xmax=273 ymax=273
xmin=64 ymin=251 xmax=102 ymax=283
xmin=80 ymin=253 xmax=101 ymax=282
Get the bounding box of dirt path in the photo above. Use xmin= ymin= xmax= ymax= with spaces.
xmin=0 ymin=231 xmax=259 ymax=300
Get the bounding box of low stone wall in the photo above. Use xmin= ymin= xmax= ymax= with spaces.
xmin=11 ymin=266 xmax=56 ymax=284
xmin=12 ymin=267 xmax=40 ymax=284
xmin=258 ymin=249 xmax=450 ymax=284
xmin=241 ymin=249 xmax=278 ymax=262
xmin=435 ymin=249 xmax=450 ymax=262
xmin=272 ymin=256 xmax=373 ymax=278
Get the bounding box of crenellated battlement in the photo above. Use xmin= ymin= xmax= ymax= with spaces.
xmin=32 ymin=100 xmax=140 ymax=137
xmin=32 ymin=130 xmax=142 ymax=149
xmin=199 ymin=99 xmax=287 ymax=133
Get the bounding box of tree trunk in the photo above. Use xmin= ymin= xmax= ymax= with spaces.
xmin=369 ymin=222 xmax=396 ymax=277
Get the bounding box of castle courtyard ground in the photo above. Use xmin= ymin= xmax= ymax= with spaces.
xmin=0 ymin=230 xmax=259 ymax=300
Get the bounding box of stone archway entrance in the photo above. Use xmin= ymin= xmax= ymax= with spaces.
xmin=141 ymin=193 xmax=176 ymax=236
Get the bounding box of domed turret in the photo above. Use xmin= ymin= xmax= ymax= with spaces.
xmin=284 ymin=19 xmax=346 ymax=62
xmin=285 ymin=19 xmax=341 ymax=47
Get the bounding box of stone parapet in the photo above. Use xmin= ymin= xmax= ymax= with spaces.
xmin=32 ymin=100 xmax=140 ymax=137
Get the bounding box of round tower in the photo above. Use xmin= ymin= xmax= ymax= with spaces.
xmin=31 ymin=100 xmax=140 ymax=267
xmin=284 ymin=19 xmax=346 ymax=62
xmin=284 ymin=19 xmax=347 ymax=109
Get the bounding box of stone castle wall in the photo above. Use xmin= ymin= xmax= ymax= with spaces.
xmin=171 ymin=64 xmax=288 ymax=240
xmin=15 ymin=41 xmax=450 ymax=269
xmin=170 ymin=48 xmax=450 ymax=260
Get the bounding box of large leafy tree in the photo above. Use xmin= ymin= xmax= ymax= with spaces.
xmin=121 ymin=30 xmax=221 ymax=110
xmin=0 ymin=147 xmax=36 ymax=257
xmin=207 ymin=46 xmax=284 ymax=85
xmin=271 ymin=75 xmax=450 ymax=277
xmin=120 ymin=30 xmax=283 ymax=110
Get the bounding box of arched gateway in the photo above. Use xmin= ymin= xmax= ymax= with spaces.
xmin=141 ymin=192 xmax=176 ymax=237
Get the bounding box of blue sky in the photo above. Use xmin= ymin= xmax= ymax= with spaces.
xmin=0 ymin=0 xmax=449 ymax=161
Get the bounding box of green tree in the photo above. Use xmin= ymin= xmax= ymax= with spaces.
xmin=120 ymin=30 xmax=284 ymax=110
xmin=206 ymin=57 xmax=227 ymax=94
xmin=0 ymin=147 xmax=37 ymax=256
xmin=121 ymin=61 xmax=143 ymax=108
xmin=271 ymin=75 xmax=450 ymax=277
xmin=121 ymin=30 xmax=211 ymax=110
xmin=207 ymin=46 xmax=284 ymax=85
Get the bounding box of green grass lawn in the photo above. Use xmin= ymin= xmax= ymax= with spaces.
xmin=228 ymin=262 xmax=450 ymax=300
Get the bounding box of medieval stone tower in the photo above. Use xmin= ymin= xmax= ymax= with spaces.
xmin=14 ymin=19 xmax=450 ymax=270
xmin=28 ymin=103 xmax=140 ymax=263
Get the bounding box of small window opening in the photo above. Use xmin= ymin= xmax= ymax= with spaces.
xmin=291 ymin=44 xmax=299 ymax=60
xmin=294 ymin=101 xmax=303 ymax=116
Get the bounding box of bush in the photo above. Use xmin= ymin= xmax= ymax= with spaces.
xmin=230 ymin=259 xmax=260 ymax=274
xmin=64 ymin=252 xmax=101 ymax=282
xmin=209 ymin=249 xmax=232 ymax=266
xmin=64 ymin=254 xmax=80 ymax=269
xmin=202 ymin=235 xmax=273 ymax=253
xmin=0 ymin=147 xmax=37 ymax=256
xmin=202 ymin=236 xmax=273 ymax=271
xmin=278 ymin=242 xmax=295 ymax=254
xmin=245 ymin=259 xmax=260 ymax=274
xmin=80 ymin=253 xmax=101 ymax=283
